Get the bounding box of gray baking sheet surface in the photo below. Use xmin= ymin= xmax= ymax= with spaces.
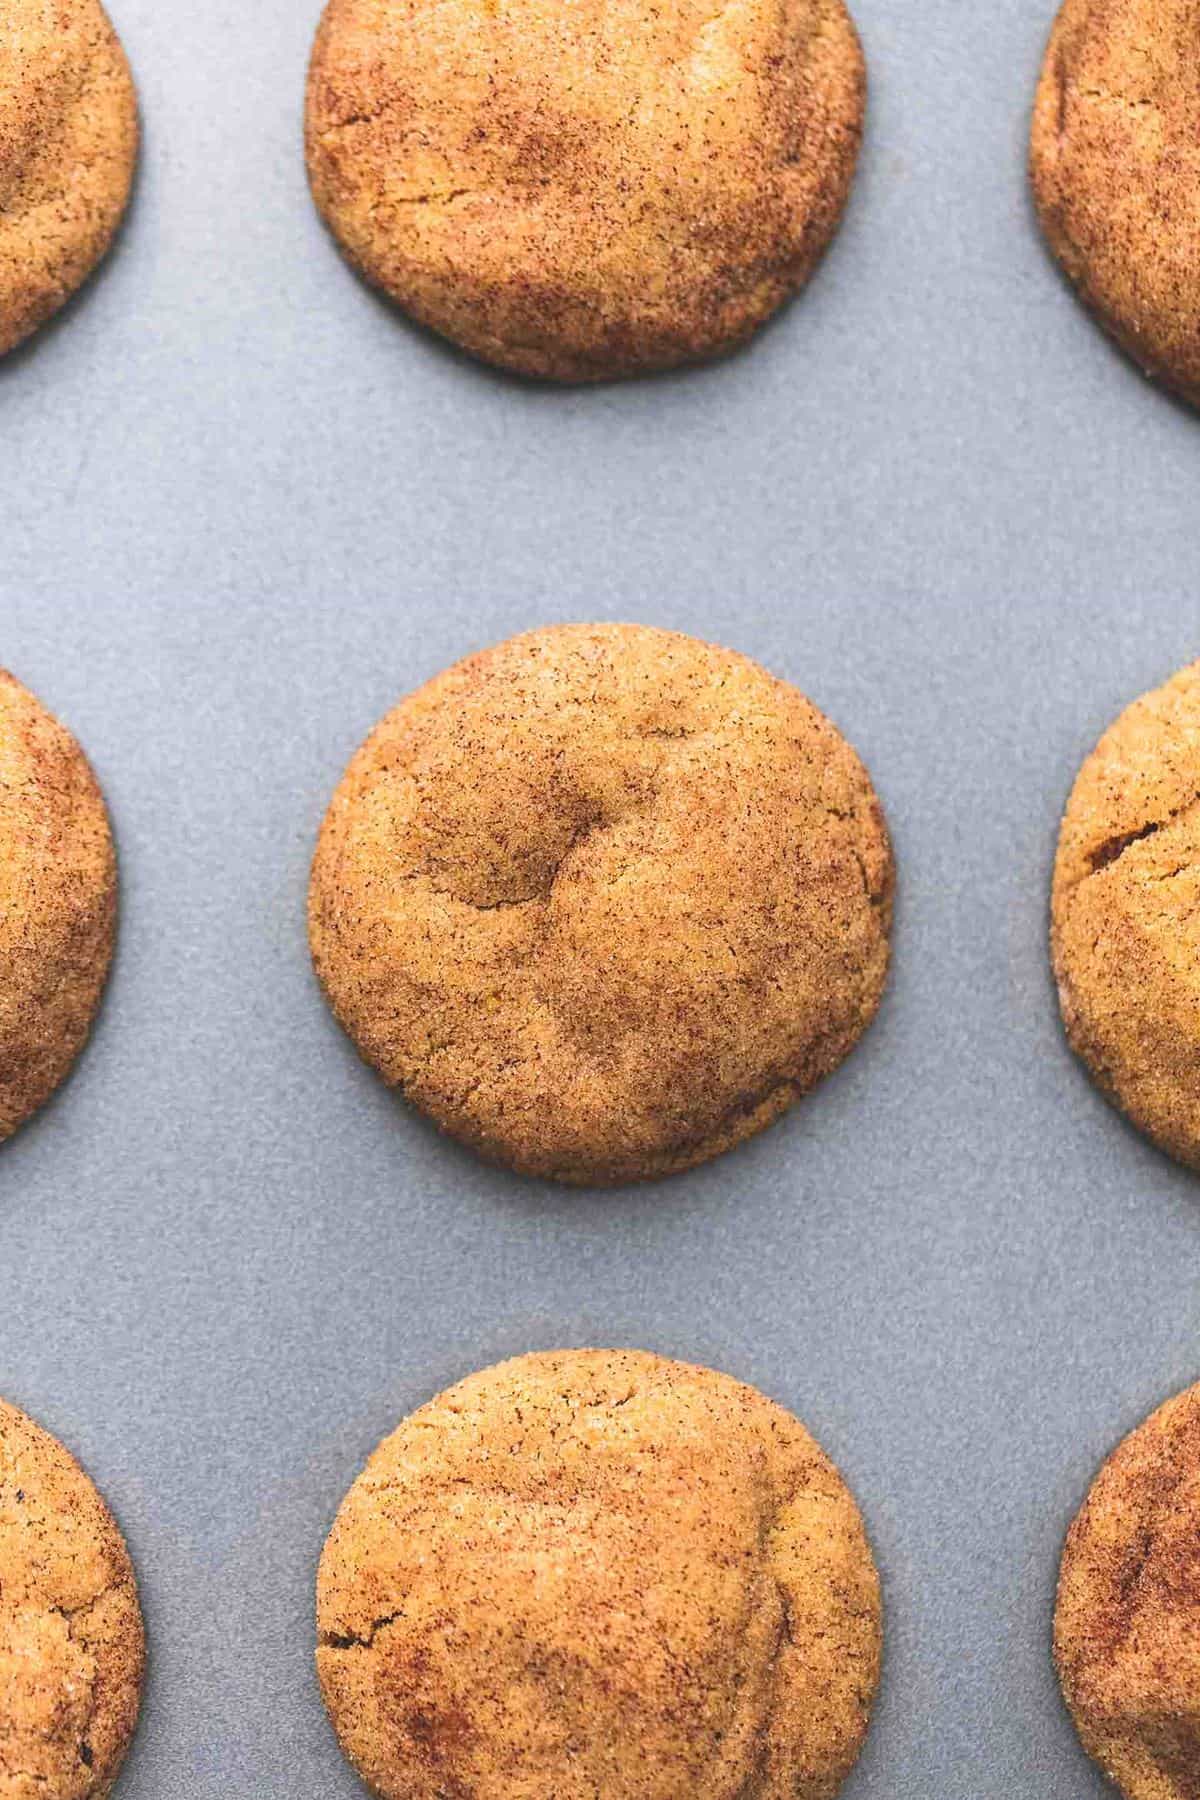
xmin=2 ymin=0 xmax=1200 ymax=1794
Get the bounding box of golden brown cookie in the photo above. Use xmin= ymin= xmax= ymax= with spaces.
xmin=0 ymin=1398 xmax=144 ymax=1799
xmin=309 ymin=623 xmax=893 ymax=1185
xmin=0 ymin=0 xmax=138 ymax=358
xmin=1056 ymin=1382 xmax=1200 ymax=1800
xmin=304 ymin=0 xmax=866 ymax=381
xmin=1052 ymin=660 xmax=1200 ymax=1171
xmin=317 ymin=1349 xmax=882 ymax=1800
xmin=0 ymin=671 xmax=117 ymax=1142
xmin=1031 ymin=0 xmax=1200 ymax=406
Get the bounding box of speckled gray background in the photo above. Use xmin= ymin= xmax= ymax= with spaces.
xmin=1 ymin=0 xmax=1199 ymax=1793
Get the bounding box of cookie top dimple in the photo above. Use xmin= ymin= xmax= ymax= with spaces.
xmin=308 ymin=623 xmax=893 ymax=1185
xmin=0 ymin=0 xmax=138 ymax=357
xmin=1056 ymin=1382 xmax=1200 ymax=1800
xmin=0 ymin=1399 xmax=144 ymax=1800
xmin=317 ymin=1349 xmax=882 ymax=1800
xmin=1030 ymin=0 xmax=1200 ymax=406
xmin=304 ymin=0 xmax=866 ymax=380
xmin=1051 ymin=661 xmax=1200 ymax=1170
xmin=0 ymin=671 xmax=117 ymax=1142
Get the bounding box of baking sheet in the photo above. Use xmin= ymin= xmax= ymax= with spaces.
xmin=3 ymin=0 xmax=1200 ymax=1793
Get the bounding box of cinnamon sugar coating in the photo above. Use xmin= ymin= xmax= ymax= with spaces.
xmin=1031 ymin=0 xmax=1200 ymax=406
xmin=1052 ymin=661 xmax=1200 ymax=1170
xmin=0 ymin=0 xmax=137 ymax=357
xmin=308 ymin=623 xmax=893 ymax=1185
xmin=0 ymin=1399 xmax=144 ymax=1800
xmin=317 ymin=1349 xmax=882 ymax=1800
xmin=1057 ymin=1383 xmax=1200 ymax=1800
xmin=305 ymin=0 xmax=865 ymax=380
xmin=0 ymin=671 xmax=116 ymax=1142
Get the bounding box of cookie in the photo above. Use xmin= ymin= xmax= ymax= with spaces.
xmin=0 ymin=0 xmax=138 ymax=358
xmin=1056 ymin=1382 xmax=1200 ymax=1800
xmin=0 ymin=1398 xmax=144 ymax=1799
xmin=304 ymin=0 xmax=866 ymax=381
xmin=1031 ymin=0 xmax=1200 ymax=406
xmin=1052 ymin=660 xmax=1200 ymax=1170
xmin=309 ymin=623 xmax=893 ymax=1185
xmin=0 ymin=671 xmax=117 ymax=1141
xmin=317 ymin=1349 xmax=882 ymax=1800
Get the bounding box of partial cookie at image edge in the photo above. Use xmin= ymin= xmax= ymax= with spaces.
xmin=1051 ymin=658 xmax=1200 ymax=1172
xmin=317 ymin=1348 xmax=882 ymax=1800
xmin=1030 ymin=0 xmax=1200 ymax=408
xmin=1055 ymin=1382 xmax=1200 ymax=1800
xmin=0 ymin=0 xmax=139 ymax=358
xmin=0 ymin=1397 xmax=145 ymax=1800
xmin=304 ymin=0 xmax=866 ymax=381
xmin=0 ymin=670 xmax=117 ymax=1143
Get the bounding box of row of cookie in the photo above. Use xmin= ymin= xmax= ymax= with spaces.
xmin=5 ymin=627 xmax=1199 ymax=1181
xmin=7 ymin=0 xmax=1195 ymax=398
xmin=4 ymin=1348 xmax=1194 ymax=1800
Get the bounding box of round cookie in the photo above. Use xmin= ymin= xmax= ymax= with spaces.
xmin=1056 ymin=1382 xmax=1200 ymax=1800
xmin=1030 ymin=0 xmax=1200 ymax=407
xmin=309 ymin=623 xmax=893 ymax=1185
xmin=0 ymin=1398 xmax=144 ymax=1799
xmin=317 ymin=1349 xmax=883 ymax=1800
xmin=304 ymin=0 xmax=866 ymax=381
xmin=0 ymin=0 xmax=138 ymax=358
xmin=0 ymin=671 xmax=117 ymax=1142
xmin=1052 ymin=660 xmax=1200 ymax=1170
